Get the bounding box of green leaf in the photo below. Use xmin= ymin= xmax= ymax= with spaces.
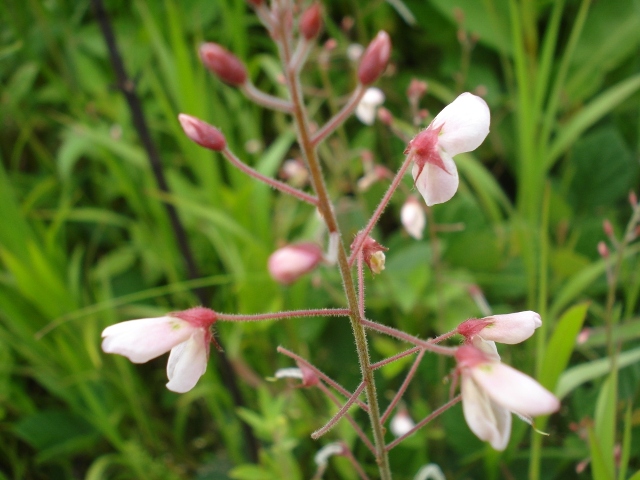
xmin=383 ymin=243 xmax=432 ymax=313
xmin=588 ymin=424 xmax=615 ymax=480
xmin=546 ymin=74 xmax=640 ymax=168
xmin=594 ymin=372 xmax=617 ymax=479
xmin=556 ymin=346 xmax=640 ymax=399
xmin=539 ymin=303 xmax=589 ymax=391
xmin=229 ymin=465 xmax=279 ymax=480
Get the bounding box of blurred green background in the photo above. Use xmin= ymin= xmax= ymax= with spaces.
xmin=1 ymin=0 xmax=639 ymax=478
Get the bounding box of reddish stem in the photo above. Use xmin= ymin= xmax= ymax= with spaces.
xmin=277 ymin=346 xmax=369 ymax=412
xmin=385 ymin=395 xmax=462 ymax=451
xmin=361 ymin=319 xmax=457 ymax=356
xmin=242 ymin=81 xmax=293 ymax=112
xmin=381 ymin=349 xmax=425 ymax=423
xmin=349 ymin=151 xmax=415 ymax=266
xmin=217 ymin=308 xmax=350 ymax=322
xmin=312 ymin=381 xmax=367 ymax=439
xmin=371 ymin=346 xmax=421 ymax=370
xmin=311 ymin=84 xmax=366 ymax=146
xmin=222 ymin=147 xmax=318 ymax=206
xmin=340 ymin=442 xmax=372 ymax=480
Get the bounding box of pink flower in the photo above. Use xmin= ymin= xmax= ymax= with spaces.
xmin=101 ymin=307 xmax=216 ymax=393
xmin=268 ymin=242 xmax=323 ymax=284
xmin=455 ymin=344 xmax=560 ymax=450
xmin=457 ymin=311 xmax=542 ymax=345
xmin=406 ymin=93 xmax=490 ymax=206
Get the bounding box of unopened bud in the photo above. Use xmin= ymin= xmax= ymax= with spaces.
xmin=358 ymin=31 xmax=391 ymax=85
xmin=268 ymin=242 xmax=323 ymax=284
xmin=576 ymin=328 xmax=591 ymax=345
xmin=352 ymin=235 xmax=388 ymax=275
xmin=199 ymin=43 xmax=247 ymax=86
xmin=407 ymin=79 xmax=428 ymax=104
xmin=377 ymin=107 xmax=393 ymax=126
xmin=630 ymin=190 xmax=638 ymax=207
xmin=597 ymin=241 xmax=609 ymax=258
xmin=603 ymin=219 xmax=614 ymax=238
xmin=400 ymin=196 xmax=426 ymax=240
xmin=178 ymin=114 xmax=227 ymax=151
xmin=300 ymin=3 xmax=322 ymax=40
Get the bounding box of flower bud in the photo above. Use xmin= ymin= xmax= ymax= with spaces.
xmin=178 ymin=114 xmax=227 ymax=151
xmin=357 ymin=31 xmax=391 ymax=85
xmin=407 ymin=79 xmax=428 ymax=104
xmin=353 ymin=235 xmax=388 ymax=275
xmin=299 ymin=3 xmax=322 ymax=40
xmin=268 ymin=242 xmax=323 ymax=284
xmin=598 ymin=241 xmax=609 ymax=258
xmin=603 ymin=219 xmax=614 ymax=238
xmin=630 ymin=190 xmax=638 ymax=207
xmin=401 ymin=196 xmax=426 ymax=239
xmin=390 ymin=409 xmax=415 ymax=437
xmin=199 ymin=43 xmax=247 ymax=86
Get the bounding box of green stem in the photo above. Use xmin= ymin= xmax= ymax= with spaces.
xmin=274 ymin=18 xmax=392 ymax=479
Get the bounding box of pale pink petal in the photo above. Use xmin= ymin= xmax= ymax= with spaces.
xmin=431 ymin=93 xmax=490 ymax=157
xmin=412 ymin=150 xmax=459 ymax=206
xmin=471 ymin=337 xmax=501 ymax=361
xmin=400 ymin=196 xmax=426 ymax=239
xmin=166 ymin=329 xmax=208 ymax=393
xmin=470 ymin=362 xmax=560 ymax=417
xmin=101 ymin=317 xmax=196 ymax=364
xmin=479 ymin=311 xmax=542 ymax=344
xmin=461 ymin=374 xmax=512 ymax=450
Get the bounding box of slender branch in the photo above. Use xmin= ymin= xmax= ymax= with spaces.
xmin=311 ymin=84 xmax=366 ymax=146
xmin=361 ymin=319 xmax=457 ymax=356
xmin=312 ymin=382 xmax=367 ymax=439
xmin=385 ymin=396 xmax=462 ymax=451
xmin=217 ymin=308 xmax=350 ymax=322
xmin=242 ymin=81 xmax=293 ymax=112
xmin=290 ymin=37 xmax=313 ymax=74
xmin=222 ymin=147 xmax=318 ymax=206
xmin=317 ymin=383 xmax=376 ymax=455
xmin=381 ymin=349 xmax=425 ymax=423
xmin=91 ymin=0 xmax=260 ymax=461
xmin=371 ymin=347 xmax=421 ymax=370
xmin=357 ymin=252 xmax=366 ymax=319
xmin=340 ymin=442 xmax=372 ymax=480
xmin=348 ymin=152 xmax=415 ymax=266
xmin=277 ymin=347 xmax=369 ymax=411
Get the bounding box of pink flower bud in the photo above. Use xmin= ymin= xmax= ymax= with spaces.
xmin=598 ymin=241 xmax=609 ymax=258
xmin=603 ymin=219 xmax=614 ymax=238
xmin=300 ymin=3 xmax=322 ymax=40
xmin=199 ymin=43 xmax=247 ymax=86
xmin=377 ymin=107 xmax=393 ymax=126
xmin=400 ymin=195 xmax=426 ymax=240
xmin=352 ymin=235 xmax=388 ymax=275
xmin=178 ymin=114 xmax=227 ymax=151
xmin=268 ymin=242 xmax=323 ymax=284
xmin=630 ymin=190 xmax=638 ymax=207
xmin=458 ymin=311 xmax=542 ymax=344
xmin=407 ymin=79 xmax=428 ymax=104
xmin=357 ymin=31 xmax=391 ymax=85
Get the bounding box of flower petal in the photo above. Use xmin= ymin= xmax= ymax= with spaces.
xmin=356 ymin=87 xmax=385 ymax=125
xmin=412 ymin=150 xmax=459 ymax=206
xmin=166 ymin=329 xmax=209 ymax=393
xmin=432 ymin=93 xmax=490 ymax=157
xmin=101 ymin=317 xmax=196 ymax=364
xmin=461 ymin=374 xmax=512 ymax=450
xmin=479 ymin=311 xmax=542 ymax=344
xmin=470 ymin=362 xmax=560 ymax=417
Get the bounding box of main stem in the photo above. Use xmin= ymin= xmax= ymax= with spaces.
xmin=276 ymin=23 xmax=392 ymax=480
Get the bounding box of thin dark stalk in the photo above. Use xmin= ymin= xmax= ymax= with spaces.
xmin=91 ymin=0 xmax=259 ymax=461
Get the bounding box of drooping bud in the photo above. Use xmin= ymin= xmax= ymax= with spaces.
xmin=357 ymin=31 xmax=391 ymax=85
xmin=299 ymin=3 xmax=322 ymax=40
xmin=178 ymin=114 xmax=227 ymax=151
xmin=400 ymin=195 xmax=426 ymax=239
xmin=199 ymin=43 xmax=247 ymax=86
xmin=597 ymin=241 xmax=609 ymax=258
xmin=268 ymin=242 xmax=323 ymax=284
xmin=352 ymin=235 xmax=388 ymax=275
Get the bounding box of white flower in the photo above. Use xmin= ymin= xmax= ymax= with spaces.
xmin=400 ymin=195 xmax=426 ymax=239
xmin=455 ymin=344 xmax=560 ymax=450
xmin=390 ymin=409 xmax=416 ymax=437
xmin=407 ymin=92 xmax=490 ymax=206
xmin=457 ymin=311 xmax=542 ymax=345
xmin=355 ymin=87 xmax=385 ymax=125
xmin=101 ymin=307 xmax=216 ymax=393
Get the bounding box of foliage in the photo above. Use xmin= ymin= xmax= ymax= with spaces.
xmin=1 ymin=0 xmax=639 ymax=478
